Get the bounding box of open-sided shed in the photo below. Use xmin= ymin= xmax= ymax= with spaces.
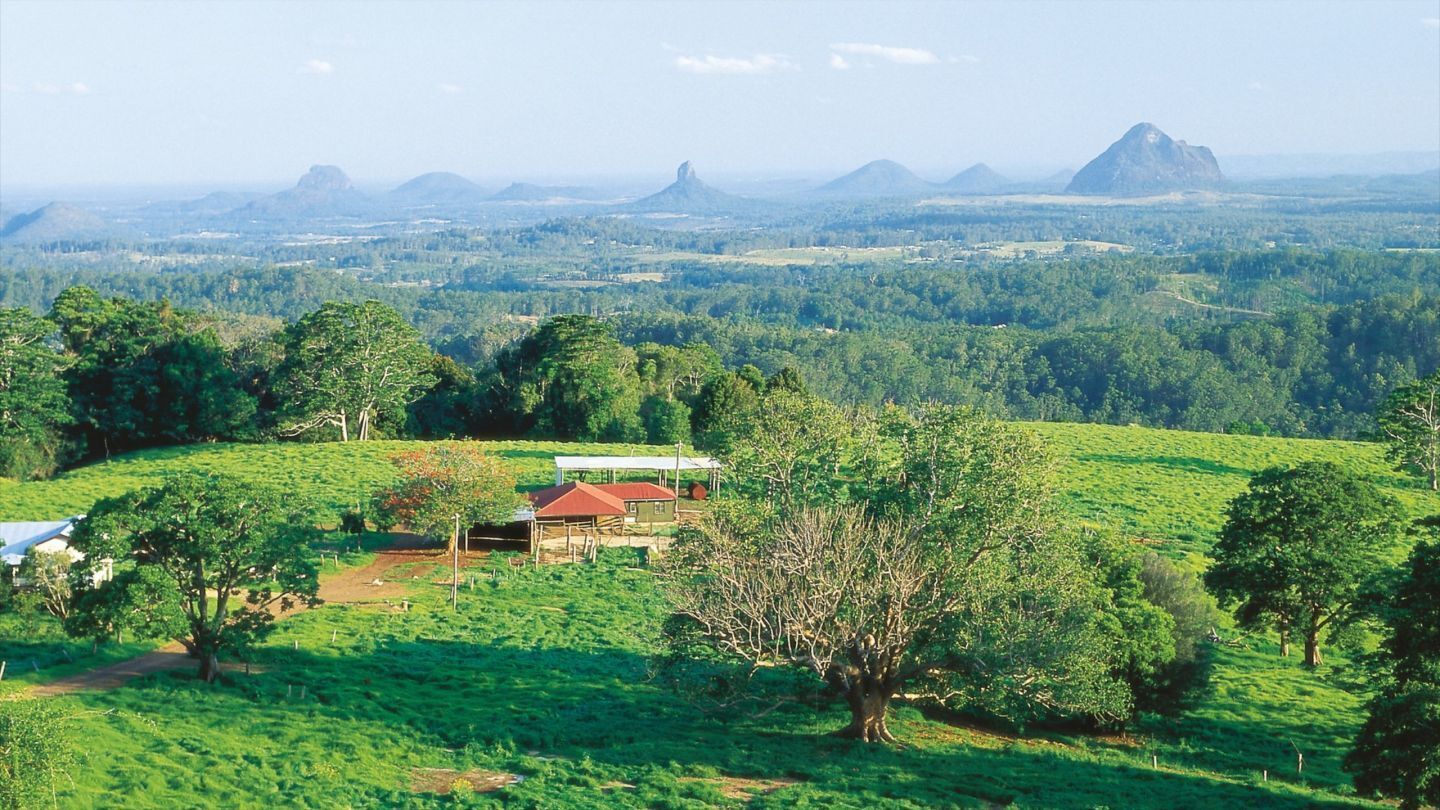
xmin=553 ymin=454 xmax=721 ymax=493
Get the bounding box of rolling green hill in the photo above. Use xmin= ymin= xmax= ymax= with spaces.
xmin=3 ymin=422 xmax=1435 ymax=808
xmin=4 ymin=424 xmax=1427 ymax=557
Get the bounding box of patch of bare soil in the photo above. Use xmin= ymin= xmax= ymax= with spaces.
xmin=409 ymin=768 xmax=523 ymax=795
xmin=681 ymin=776 xmax=803 ymax=800
xmin=318 ymin=537 xmax=446 ymax=604
xmin=33 ymin=535 xmax=439 ymax=695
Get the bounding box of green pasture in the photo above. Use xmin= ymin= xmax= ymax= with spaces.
xmin=0 ymin=440 xmax=673 ymax=523
xmin=3 ymin=425 xmax=1428 ymax=556
xmin=4 ymin=423 xmax=1434 ymax=807
xmin=37 ymin=550 xmax=1386 ymax=808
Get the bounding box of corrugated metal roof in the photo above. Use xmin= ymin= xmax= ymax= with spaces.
xmin=0 ymin=518 xmax=82 ymax=565
xmin=594 ymin=483 xmax=677 ymax=502
xmin=554 ymin=456 xmax=720 ymax=471
xmin=528 ymin=482 xmax=628 ymax=518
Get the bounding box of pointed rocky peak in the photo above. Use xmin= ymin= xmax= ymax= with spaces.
xmin=628 ymin=161 xmax=745 ymax=213
xmin=295 ymin=164 xmax=353 ymax=192
xmin=1067 ymin=123 xmax=1224 ymax=195
xmin=1122 ymin=122 xmax=1166 ymax=145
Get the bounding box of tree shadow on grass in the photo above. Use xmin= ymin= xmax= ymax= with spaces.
xmin=74 ymin=637 xmax=1371 ymax=809
xmin=1076 ymin=453 xmax=1254 ymax=478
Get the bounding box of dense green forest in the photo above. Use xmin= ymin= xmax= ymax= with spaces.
xmin=2 ymin=237 xmax=1437 ymax=467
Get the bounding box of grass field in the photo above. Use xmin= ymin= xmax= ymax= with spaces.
xmin=29 ymin=551 xmax=1391 ymax=808
xmin=3 ymin=425 xmax=1427 ymax=555
xmin=0 ymin=440 xmax=674 ymax=523
xmin=3 ymin=423 xmax=1434 ymax=808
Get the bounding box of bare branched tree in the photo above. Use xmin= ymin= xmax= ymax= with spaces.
xmin=662 ymin=405 xmax=1130 ymax=743
xmin=1379 ymin=372 xmax=1440 ymax=491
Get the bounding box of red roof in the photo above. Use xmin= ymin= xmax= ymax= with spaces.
xmin=527 ymin=481 xmax=627 ymax=518
xmin=594 ymin=483 xmax=677 ymax=502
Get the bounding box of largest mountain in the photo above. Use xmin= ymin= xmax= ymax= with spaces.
xmin=1067 ymin=123 xmax=1224 ymax=195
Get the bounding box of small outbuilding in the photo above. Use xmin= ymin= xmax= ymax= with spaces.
xmin=553 ymin=454 xmax=721 ymax=492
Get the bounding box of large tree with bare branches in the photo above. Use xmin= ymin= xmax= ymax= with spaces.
xmin=1379 ymin=371 xmax=1440 ymax=491
xmin=662 ymin=404 xmax=1130 ymax=742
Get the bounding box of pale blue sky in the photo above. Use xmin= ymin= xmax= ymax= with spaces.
xmin=1 ymin=0 xmax=1437 ymax=188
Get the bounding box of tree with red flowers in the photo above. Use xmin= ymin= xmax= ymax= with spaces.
xmin=372 ymin=444 xmax=526 ymax=549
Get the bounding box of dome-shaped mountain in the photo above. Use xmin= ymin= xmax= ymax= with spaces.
xmin=0 ymin=202 xmax=115 ymax=243
xmin=239 ymin=165 xmax=370 ymax=218
xmin=815 ymin=159 xmax=934 ymax=197
xmin=490 ymin=182 xmax=603 ymax=202
xmin=628 ymin=162 xmax=744 ymax=213
xmin=1067 ymin=123 xmax=1224 ymax=195
xmin=389 ymin=172 xmax=486 ymax=203
xmin=943 ymin=163 xmax=1008 ymax=194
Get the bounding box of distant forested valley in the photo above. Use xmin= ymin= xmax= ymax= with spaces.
xmin=2 ymin=203 xmax=1438 ymax=480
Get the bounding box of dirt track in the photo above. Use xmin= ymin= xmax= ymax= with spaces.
xmin=29 ymin=535 xmax=448 ymax=696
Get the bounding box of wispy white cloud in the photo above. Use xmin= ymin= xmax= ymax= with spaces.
xmin=1422 ymin=16 xmax=1440 ymax=28
xmin=299 ymin=58 xmax=334 ymax=75
xmin=829 ymin=53 xmax=850 ymax=70
xmin=1247 ymin=80 xmax=1267 ymax=92
xmin=438 ymin=82 xmax=463 ymax=94
xmin=674 ymin=53 xmax=797 ymax=75
xmin=69 ymin=82 xmax=92 ymax=95
xmin=830 ymin=42 xmax=940 ymax=65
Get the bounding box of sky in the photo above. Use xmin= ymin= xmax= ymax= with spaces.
xmin=1 ymin=0 xmax=1438 ymax=190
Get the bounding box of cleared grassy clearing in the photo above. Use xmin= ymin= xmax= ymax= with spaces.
xmin=5 ymin=425 xmax=1425 ymax=556
xmin=41 ymin=550 xmax=1383 ymax=808
xmin=0 ymin=440 xmax=673 ymax=522
xmin=1026 ymin=422 xmax=1429 ymax=557
xmin=4 ymin=423 xmax=1432 ymax=807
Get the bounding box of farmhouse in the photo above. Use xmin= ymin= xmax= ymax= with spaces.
xmin=0 ymin=516 xmax=111 ymax=584
xmin=527 ymin=480 xmax=678 ymax=532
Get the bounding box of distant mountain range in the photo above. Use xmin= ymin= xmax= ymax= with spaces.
xmin=4 ymin=123 xmax=1435 ymax=237
xmin=490 ymin=182 xmax=604 ymax=202
xmin=1067 ymin=123 xmax=1224 ymax=195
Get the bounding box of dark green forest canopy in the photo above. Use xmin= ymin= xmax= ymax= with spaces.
xmin=2 ymin=231 xmax=1438 ymax=442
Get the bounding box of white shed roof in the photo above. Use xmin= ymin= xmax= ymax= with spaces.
xmin=0 ymin=517 xmax=82 ymax=566
xmin=554 ymin=455 xmax=721 ymax=471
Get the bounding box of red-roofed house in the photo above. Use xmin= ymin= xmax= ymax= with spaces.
xmin=527 ymin=480 xmax=677 ymax=530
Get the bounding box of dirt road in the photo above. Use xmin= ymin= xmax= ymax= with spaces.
xmin=29 ymin=535 xmax=447 ymax=696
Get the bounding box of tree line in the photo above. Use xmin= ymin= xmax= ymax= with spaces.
xmin=4 ymin=284 xmax=1439 ymax=481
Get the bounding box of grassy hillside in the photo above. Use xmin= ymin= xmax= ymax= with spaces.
xmin=5 ymin=422 xmax=1433 ymax=808
xmin=1030 ymin=422 xmax=1430 ymax=556
xmin=38 ymin=551 xmax=1386 ymax=809
xmin=4 ymin=425 xmax=1428 ymax=556
xmin=0 ymin=440 xmax=674 ymax=522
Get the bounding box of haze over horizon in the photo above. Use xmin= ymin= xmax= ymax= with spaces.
xmin=2 ymin=0 xmax=1438 ymax=191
